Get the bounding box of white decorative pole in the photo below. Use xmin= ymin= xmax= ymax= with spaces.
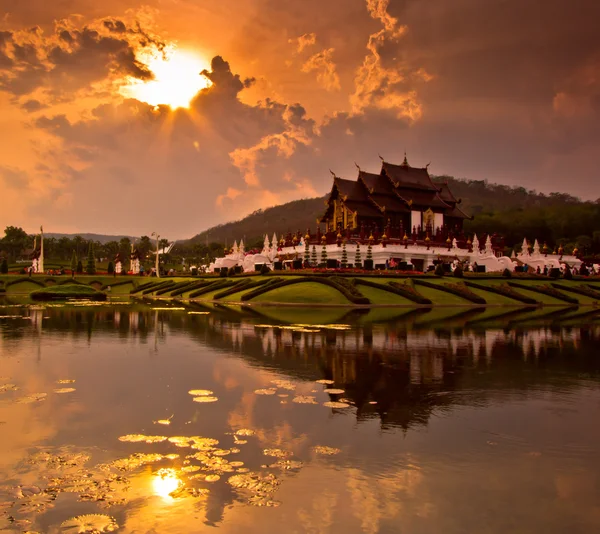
xmin=151 ymin=232 xmax=160 ymax=278
xmin=39 ymin=225 xmax=44 ymax=273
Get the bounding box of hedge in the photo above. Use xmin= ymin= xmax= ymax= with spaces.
xmin=170 ymin=280 xmax=214 ymax=297
xmin=57 ymin=279 xmax=88 ymax=286
xmin=213 ymin=279 xmax=271 ymax=300
xmin=140 ymin=280 xmax=175 ymax=296
xmin=508 ymin=282 xmax=579 ymax=304
xmin=5 ymin=277 xmax=46 ymax=288
xmin=330 ymin=276 xmax=370 ymax=303
xmin=464 ymin=281 xmax=538 ymax=305
xmin=101 ymin=280 xmax=135 ymax=290
xmin=413 ymin=279 xmax=486 ymax=304
xmin=240 ymin=276 xmax=370 ymax=304
xmin=188 ymin=280 xmax=235 ymax=299
xmin=550 ymin=283 xmax=600 ymax=300
xmin=358 ymin=279 xmax=432 ymax=305
xmin=130 ymin=281 xmax=160 ymax=294
xmin=155 ymin=280 xmax=195 ymax=296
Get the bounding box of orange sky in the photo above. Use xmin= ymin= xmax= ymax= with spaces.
xmin=0 ymin=0 xmax=598 ymax=238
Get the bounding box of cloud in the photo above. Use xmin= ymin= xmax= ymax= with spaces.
xmin=289 ymin=32 xmax=317 ymax=54
xmin=0 ymin=17 xmax=163 ymax=103
xmin=301 ymin=48 xmax=341 ymax=91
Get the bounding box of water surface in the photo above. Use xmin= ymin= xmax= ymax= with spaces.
xmin=1 ymin=301 xmax=599 ymax=533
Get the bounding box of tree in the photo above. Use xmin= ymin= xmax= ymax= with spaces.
xmin=354 ymin=244 xmax=361 ymax=266
xmin=311 ymin=245 xmax=317 ymax=266
xmin=1 ymin=226 xmax=28 ymax=260
xmin=138 ymin=235 xmax=152 ymax=257
xmin=320 ymin=243 xmax=327 ymax=265
xmin=86 ymin=242 xmax=96 ymax=275
xmin=366 ymin=244 xmax=372 ymax=261
xmin=107 ymin=261 xmax=114 ymax=275
xmin=70 ymin=251 xmax=77 ymax=277
xmin=76 ymin=260 xmax=83 ymax=274
xmin=341 ymin=242 xmax=348 ymax=268
xmin=0 ymin=258 xmax=7 ymax=274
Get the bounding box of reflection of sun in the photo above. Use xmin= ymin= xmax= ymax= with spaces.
xmin=152 ymin=468 xmax=182 ymax=500
xmin=122 ymin=47 xmax=212 ymax=109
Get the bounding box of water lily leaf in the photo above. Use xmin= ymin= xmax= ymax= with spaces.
xmin=270 ymin=380 xmax=296 ymax=391
xmin=323 ymin=388 xmax=345 ymax=394
xmin=192 ymin=396 xmax=218 ymax=403
xmin=312 ymin=446 xmax=341 ymax=456
xmin=15 ymin=393 xmax=47 ymax=404
xmin=54 ymin=388 xmax=76 ymax=394
xmin=234 ymin=429 xmax=255 ymax=437
xmin=267 ymin=460 xmax=303 ymax=471
xmin=323 ymin=401 xmax=350 ymax=408
xmin=0 ymin=384 xmax=18 ymax=393
xmin=254 ymin=388 xmax=277 ymax=395
xmin=204 ymin=475 xmax=220 ymax=482
xmin=118 ymin=435 xmax=167 ymax=443
xmin=292 ymin=396 xmax=318 ymax=404
xmin=263 ymin=449 xmax=291 ymax=459
xmin=56 ymin=380 xmax=76 ymax=384
xmin=60 ymin=513 xmax=117 ymax=533
xmin=188 ymin=390 xmax=213 ymax=396
xmin=315 ymin=379 xmax=334 ymax=385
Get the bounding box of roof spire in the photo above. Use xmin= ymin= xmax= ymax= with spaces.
xmin=402 ymin=150 xmax=408 ymax=166
xmin=354 ymin=161 xmax=361 ymax=171
xmin=329 ymin=169 xmax=337 ymax=178
xmin=378 ymin=154 xmax=384 ymax=162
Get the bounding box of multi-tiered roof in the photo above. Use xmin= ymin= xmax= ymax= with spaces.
xmin=320 ymin=156 xmax=471 ymax=223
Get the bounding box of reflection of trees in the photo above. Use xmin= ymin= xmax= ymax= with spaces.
xmin=3 ymin=304 xmax=600 ymax=431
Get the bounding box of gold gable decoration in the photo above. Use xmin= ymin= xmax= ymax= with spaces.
xmin=423 ymin=208 xmax=434 ymax=226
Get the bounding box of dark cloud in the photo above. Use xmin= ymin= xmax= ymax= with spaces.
xmin=0 ymin=18 xmax=161 ymax=100
xmin=20 ymin=98 xmax=47 ymax=112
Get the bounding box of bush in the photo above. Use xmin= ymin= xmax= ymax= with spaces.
xmin=213 ymin=279 xmax=270 ymax=300
xmin=219 ymin=267 xmax=229 ymax=277
xmin=260 ymin=264 xmax=270 ymax=275
xmin=107 ymin=261 xmax=114 ymax=275
xmin=141 ymin=280 xmax=175 ymax=295
xmin=363 ymin=259 xmax=374 ymax=270
xmin=563 ymin=265 xmax=573 ymax=280
xmin=5 ymin=277 xmax=45 ymax=288
xmin=190 ymin=267 xmax=198 ymax=276
xmin=31 ymin=285 xmax=107 ymax=301
xmin=228 ymin=267 xmax=237 ymax=277
xmin=170 ymin=280 xmax=213 ymax=297
xmin=453 ymin=265 xmax=464 ymax=278
xmin=76 ymin=260 xmax=83 ymax=274
xmin=434 ymin=264 xmax=445 ymax=276
xmin=0 ymin=259 xmax=7 ymax=274
xmin=188 ymin=280 xmax=233 ymax=298
xmin=502 ymin=268 xmax=512 ymax=278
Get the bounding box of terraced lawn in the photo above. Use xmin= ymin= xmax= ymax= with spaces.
xmin=411 ymin=284 xmax=473 ymax=305
xmin=356 ymin=284 xmax=415 ymax=305
xmin=251 ymin=282 xmax=351 ymax=305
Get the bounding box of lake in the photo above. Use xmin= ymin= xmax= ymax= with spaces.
xmin=1 ymin=300 xmax=599 ymax=533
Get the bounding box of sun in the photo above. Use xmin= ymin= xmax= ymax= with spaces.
xmin=122 ymin=47 xmax=212 ymax=109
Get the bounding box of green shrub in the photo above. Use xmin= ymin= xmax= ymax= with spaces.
xmin=0 ymin=259 xmax=7 ymax=274
xmin=550 ymin=283 xmax=600 ymax=300
xmin=5 ymin=277 xmax=45 ymax=288
xmin=434 ymin=264 xmax=445 ymax=276
xmin=386 ymin=281 xmax=433 ymax=304
xmin=76 ymin=260 xmax=83 ymax=274
xmin=141 ymin=280 xmax=175 ymax=295
xmin=107 ymin=261 xmax=114 ymax=275
xmin=188 ymin=280 xmax=233 ymax=298
xmin=260 ymin=264 xmax=270 ymax=275
xmin=563 ymin=265 xmax=573 ymax=280
xmin=31 ymin=284 xmax=106 ymax=301
xmin=213 ymin=279 xmax=270 ymax=299
xmin=170 ymin=280 xmax=213 ymax=297
xmin=502 ymin=268 xmax=512 ymax=278
xmin=453 ymin=265 xmax=464 ymax=278
xmin=86 ymin=243 xmax=96 ymax=275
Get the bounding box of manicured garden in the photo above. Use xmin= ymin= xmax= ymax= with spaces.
xmin=1 ymin=272 xmax=599 ymax=308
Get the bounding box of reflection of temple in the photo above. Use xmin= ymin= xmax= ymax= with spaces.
xmin=7 ymin=304 xmax=599 ymax=431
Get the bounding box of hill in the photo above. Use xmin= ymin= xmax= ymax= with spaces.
xmin=189 ymin=197 xmax=326 ymax=247
xmin=188 ymin=177 xmax=600 ymax=253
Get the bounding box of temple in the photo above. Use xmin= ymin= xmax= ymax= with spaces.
xmin=320 ymin=155 xmax=471 ymax=241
